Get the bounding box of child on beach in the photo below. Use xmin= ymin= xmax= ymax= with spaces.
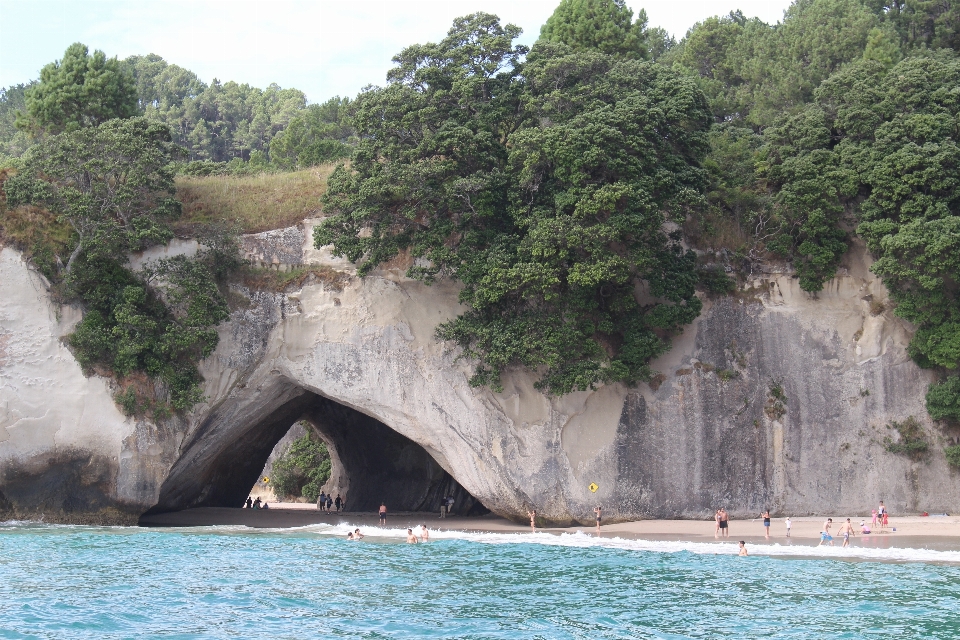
xmin=860 ymin=520 xmax=871 ymax=534
xmin=871 ymin=509 xmax=878 ymax=527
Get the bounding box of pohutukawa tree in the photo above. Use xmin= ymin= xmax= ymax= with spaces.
xmin=315 ymin=13 xmax=711 ymax=394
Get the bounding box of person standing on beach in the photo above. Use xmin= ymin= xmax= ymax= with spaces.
xmin=819 ymin=518 xmax=834 ymax=546
xmin=245 ymin=497 xmax=252 ymax=509
xmin=785 ymin=516 xmax=792 ymax=537
xmin=738 ymin=541 xmax=748 ymax=556
xmin=528 ymin=509 xmax=537 ymax=533
xmin=317 ymin=492 xmax=326 ymax=511
xmin=379 ymin=503 xmax=387 ymax=525
xmin=760 ymin=509 xmax=771 ymax=539
xmin=837 ymin=518 xmax=855 ymax=547
xmin=594 ymin=506 xmax=602 ymax=533
xmin=335 ymin=494 xmax=342 ymax=512
xmin=714 ymin=509 xmax=721 ymax=538
xmin=718 ymin=508 xmax=729 ymax=538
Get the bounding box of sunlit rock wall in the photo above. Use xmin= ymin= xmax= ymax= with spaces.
xmin=2 ymin=226 xmax=957 ymax=524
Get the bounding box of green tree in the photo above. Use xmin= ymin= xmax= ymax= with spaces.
xmin=18 ymin=43 xmax=138 ymax=134
xmin=539 ymin=0 xmax=650 ymax=59
xmin=6 ymin=116 xmax=232 ymax=411
xmin=269 ymin=97 xmax=354 ymax=169
xmin=5 ymin=116 xmax=181 ymax=272
xmin=316 ymin=14 xmax=710 ymax=394
xmin=271 ymin=429 xmax=331 ymax=501
xmin=0 ymin=84 xmax=33 ymax=158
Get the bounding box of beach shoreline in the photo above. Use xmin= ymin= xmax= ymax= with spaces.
xmin=139 ymin=505 xmax=960 ymax=550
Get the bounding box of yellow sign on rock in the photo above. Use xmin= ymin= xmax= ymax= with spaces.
xmin=262 ymin=477 xmax=270 ymax=483
xmin=588 ymin=482 xmax=599 ymax=493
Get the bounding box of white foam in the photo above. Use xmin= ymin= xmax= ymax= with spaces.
xmin=261 ymin=522 xmax=960 ymax=565
xmin=7 ymin=520 xmax=960 ymax=564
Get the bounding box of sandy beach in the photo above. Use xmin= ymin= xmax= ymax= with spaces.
xmin=140 ymin=505 xmax=960 ymax=550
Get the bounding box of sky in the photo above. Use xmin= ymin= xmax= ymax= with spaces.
xmin=0 ymin=0 xmax=793 ymax=104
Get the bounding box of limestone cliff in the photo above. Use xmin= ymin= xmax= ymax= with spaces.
xmin=1 ymin=224 xmax=958 ymax=525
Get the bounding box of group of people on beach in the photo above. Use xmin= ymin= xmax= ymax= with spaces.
xmin=818 ymin=501 xmax=891 ymax=545
xmin=316 ymin=492 xmax=343 ymax=512
xmin=725 ymin=500 xmax=893 ymax=551
xmin=244 ymin=497 xmax=269 ymax=510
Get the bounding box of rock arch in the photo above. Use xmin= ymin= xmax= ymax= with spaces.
xmin=145 ymin=375 xmax=486 ymax=516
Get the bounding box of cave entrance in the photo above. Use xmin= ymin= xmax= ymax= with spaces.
xmin=143 ymin=378 xmax=487 ymax=517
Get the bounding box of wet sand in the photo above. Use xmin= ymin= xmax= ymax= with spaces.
xmin=139 ymin=506 xmax=960 ymax=550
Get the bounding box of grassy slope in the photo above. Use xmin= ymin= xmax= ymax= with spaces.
xmin=175 ymin=164 xmax=337 ymax=234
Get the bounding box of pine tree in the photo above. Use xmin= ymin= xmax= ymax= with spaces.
xmin=539 ymin=0 xmax=649 ymax=59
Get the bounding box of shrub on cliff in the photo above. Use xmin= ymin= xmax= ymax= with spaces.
xmin=927 ymin=376 xmax=960 ymax=423
xmin=315 ymin=13 xmax=711 ymax=394
xmin=5 ymin=116 xmax=233 ymax=412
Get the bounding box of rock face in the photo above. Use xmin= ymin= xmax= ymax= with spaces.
xmin=1 ymin=227 xmax=958 ymax=525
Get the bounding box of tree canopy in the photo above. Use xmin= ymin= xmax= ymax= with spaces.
xmin=316 ymin=13 xmax=710 ymax=394
xmin=5 ymin=117 xmax=232 ymax=411
xmin=18 ymin=43 xmax=138 ymax=134
xmin=538 ymin=0 xmax=650 ymax=59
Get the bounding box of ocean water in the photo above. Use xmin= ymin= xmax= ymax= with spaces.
xmin=2 ymin=521 xmax=960 ymax=639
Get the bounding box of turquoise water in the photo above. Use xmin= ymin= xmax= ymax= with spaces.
xmin=2 ymin=522 xmax=960 ymax=638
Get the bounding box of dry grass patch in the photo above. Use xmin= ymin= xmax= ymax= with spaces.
xmin=240 ymin=265 xmax=350 ymax=293
xmin=175 ymin=165 xmax=337 ymax=234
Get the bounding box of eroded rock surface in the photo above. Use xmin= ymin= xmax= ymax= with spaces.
xmin=2 ymin=229 xmax=958 ymax=524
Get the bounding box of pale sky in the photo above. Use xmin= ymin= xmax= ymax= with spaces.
xmin=0 ymin=0 xmax=793 ymax=104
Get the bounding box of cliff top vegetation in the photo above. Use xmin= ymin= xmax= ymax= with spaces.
xmin=2 ymin=0 xmax=960 ymax=423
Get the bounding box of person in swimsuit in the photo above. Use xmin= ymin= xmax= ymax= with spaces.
xmin=819 ymin=518 xmax=834 ymax=546
xmin=594 ymin=506 xmax=602 ymax=533
xmin=346 ymin=532 xmax=354 ymax=540
xmin=760 ymin=509 xmax=771 ymax=539
xmin=406 ymin=528 xmax=419 ymax=543
xmin=714 ymin=509 xmax=721 ymax=538
xmin=527 ymin=509 xmax=537 ymax=533
xmin=738 ymin=540 xmax=748 ymax=556
xmin=419 ymin=525 xmax=429 ymax=541
xmin=379 ymin=503 xmax=387 ymax=525
xmin=860 ymin=520 xmax=871 ymax=534
xmin=354 ymin=528 xmax=364 ymax=539
xmin=718 ymin=508 xmax=729 ymax=538
xmin=837 ymin=518 xmax=855 ymax=547
xmin=785 ymin=516 xmax=792 ymax=538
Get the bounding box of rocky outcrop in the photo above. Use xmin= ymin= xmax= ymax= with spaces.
xmin=2 ymin=226 xmax=958 ymax=525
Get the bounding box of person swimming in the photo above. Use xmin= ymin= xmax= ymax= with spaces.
xmin=354 ymin=528 xmax=364 ymax=539
xmin=738 ymin=540 xmax=748 ymax=556
xmin=406 ymin=528 xmax=419 ymax=543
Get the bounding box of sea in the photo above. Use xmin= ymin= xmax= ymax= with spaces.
xmin=2 ymin=521 xmax=959 ymax=639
